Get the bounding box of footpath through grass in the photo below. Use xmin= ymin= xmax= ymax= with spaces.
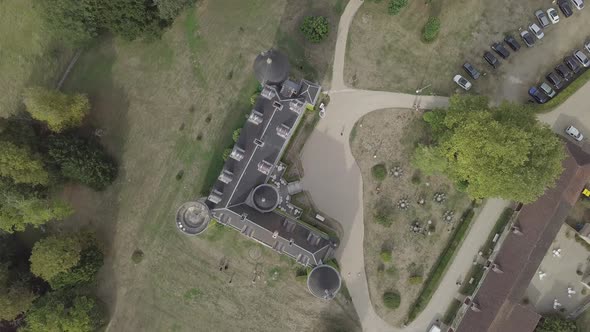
xmin=406 ymin=206 xmax=476 ymax=322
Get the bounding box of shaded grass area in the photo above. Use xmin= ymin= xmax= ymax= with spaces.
xmin=479 ymin=207 xmax=514 ymax=257
xmin=442 ymin=298 xmax=462 ymax=325
xmin=459 ymin=263 xmax=484 ymax=296
xmin=0 ymin=0 xmax=74 ymax=117
xmin=407 ymin=206 xmax=476 ymax=322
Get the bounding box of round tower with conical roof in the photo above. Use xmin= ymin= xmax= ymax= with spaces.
xmin=253 ymin=49 xmax=290 ymax=85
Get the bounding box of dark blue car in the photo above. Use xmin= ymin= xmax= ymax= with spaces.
xmin=528 ymin=87 xmax=549 ymax=104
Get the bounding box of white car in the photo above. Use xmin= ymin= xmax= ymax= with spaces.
xmin=566 ymin=126 xmax=584 ymax=141
xmin=547 ymin=8 xmax=560 ymax=23
xmin=453 ymin=75 xmax=472 ymax=90
xmin=529 ymin=23 xmax=544 ymax=39
xmin=572 ymin=0 xmax=585 ymax=10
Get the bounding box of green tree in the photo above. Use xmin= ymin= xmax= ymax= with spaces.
xmin=47 ymin=135 xmax=117 ymax=190
xmin=30 ymin=234 xmax=87 ymax=281
xmin=300 ymin=16 xmax=329 ymax=43
xmin=535 ymin=315 xmax=577 ymax=332
xmin=23 ymin=87 xmax=89 ymax=133
xmin=0 ymin=263 xmax=37 ymax=321
xmin=422 ymin=17 xmax=441 ymax=42
xmin=155 ymin=0 xmax=196 ymax=19
xmin=49 ymin=245 xmax=104 ymax=290
xmin=0 ymin=141 xmax=49 ymax=185
xmin=21 ymin=292 xmax=105 ymax=332
xmin=414 ymin=95 xmax=565 ymax=203
xmin=388 ymin=0 xmax=408 ymax=15
xmin=382 ymin=291 xmax=401 ymax=309
xmin=0 ymin=181 xmax=72 ymax=233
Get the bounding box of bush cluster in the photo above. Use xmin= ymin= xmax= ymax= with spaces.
xmin=422 ymin=17 xmax=441 ymax=42
xmin=388 ymin=0 xmax=408 ymax=15
xmin=300 ymin=16 xmax=329 ymax=43
xmin=382 ymin=291 xmax=401 ymax=309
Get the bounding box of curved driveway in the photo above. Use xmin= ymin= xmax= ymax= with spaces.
xmin=300 ymin=0 xmax=510 ymax=331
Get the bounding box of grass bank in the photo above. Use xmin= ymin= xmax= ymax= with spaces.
xmin=406 ymin=207 xmax=476 ymax=322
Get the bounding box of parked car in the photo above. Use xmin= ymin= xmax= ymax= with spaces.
xmin=565 ymin=55 xmax=582 ymax=73
xmin=453 ymin=75 xmax=472 ymax=90
xmin=535 ymin=10 xmax=550 ymax=27
xmin=574 ymin=49 xmax=590 ymax=67
xmin=491 ymin=42 xmax=510 ymax=59
xmin=463 ymin=62 xmax=480 ymax=80
xmin=528 ymin=87 xmax=549 ymax=104
xmin=556 ymin=63 xmax=573 ymax=80
xmin=504 ymin=35 xmax=521 ymax=51
xmin=546 ymin=71 xmax=565 ymax=89
xmin=540 ymin=82 xmax=556 ymax=98
xmin=520 ymin=30 xmax=535 ymax=47
xmin=529 ymin=23 xmax=544 ymax=39
xmin=558 ymin=0 xmax=574 ymax=17
xmin=572 ymin=0 xmax=585 ymax=10
xmin=566 ymin=126 xmax=584 ymax=141
xmin=547 ymin=8 xmax=560 ymax=23
xmin=483 ymin=51 xmax=500 ymax=68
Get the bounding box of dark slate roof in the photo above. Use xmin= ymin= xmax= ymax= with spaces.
xmin=253 ymin=49 xmax=290 ymax=85
xmin=299 ymin=79 xmax=322 ymax=106
xmin=205 ymin=75 xmax=327 ymax=266
xmin=456 ymin=143 xmax=590 ymax=332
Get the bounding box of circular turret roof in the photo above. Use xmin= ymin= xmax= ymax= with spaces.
xmin=253 ymin=49 xmax=290 ymax=85
xmin=252 ymin=184 xmax=279 ymax=213
xmin=307 ymin=265 xmax=342 ymax=300
xmin=176 ymin=201 xmax=211 ymax=235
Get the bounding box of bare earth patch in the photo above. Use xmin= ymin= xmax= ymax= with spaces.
xmin=350 ymin=109 xmax=471 ymax=326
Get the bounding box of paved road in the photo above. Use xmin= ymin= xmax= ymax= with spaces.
xmin=539 ymin=81 xmax=590 ymax=136
xmin=300 ymin=0 xmax=517 ymax=331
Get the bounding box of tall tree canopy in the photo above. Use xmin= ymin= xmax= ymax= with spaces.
xmin=23 ymin=88 xmax=89 ymax=133
xmin=48 ymin=135 xmax=117 ymax=191
xmin=535 ymin=315 xmax=577 ymax=332
xmin=21 ymin=292 xmax=105 ymax=332
xmin=41 ymin=0 xmax=173 ymax=44
xmin=413 ymin=95 xmax=565 ymax=203
xmin=0 ymin=263 xmax=37 ymax=322
xmin=48 ymin=243 xmax=103 ymax=290
xmin=29 ymin=234 xmax=87 ymax=281
xmin=0 ymin=180 xmax=72 ymax=233
xmin=0 ymin=141 xmax=48 ymax=185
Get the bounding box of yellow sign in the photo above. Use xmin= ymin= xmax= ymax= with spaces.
xmin=583 ymin=189 xmax=590 ymax=197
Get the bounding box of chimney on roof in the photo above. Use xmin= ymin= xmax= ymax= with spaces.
xmin=511 ymin=225 xmax=523 ymax=235
xmin=230 ymin=146 xmax=245 ymax=161
xmin=491 ymin=263 xmax=504 ymax=274
xmin=470 ymin=302 xmax=481 ymax=312
xmin=218 ymin=170 xmax=234 ymax=184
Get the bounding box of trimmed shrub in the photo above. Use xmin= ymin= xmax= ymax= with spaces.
xmin=372 ymin=164 xmax=387 ymax=181
xmin=374 ymin=213 xmax=392 ymax=227
xmin=409 ymin=275 xmax=423 ymax=285
xmin=380 ymin=251 xmax=392 ymax=263
xmin=132 ymin=249 xmax=144 ymax=264
xmin=222 ymin=148 xmax=232 ymax=161
xmin=382 ymin=291 xmax=401 ymax=309
xmin=388 ymin=0 xmax=408 ymax=15
xmin=422 ymin=17 xmax=441 ymax=42
xmin=300 ymin=16 xmax=329 ymax=43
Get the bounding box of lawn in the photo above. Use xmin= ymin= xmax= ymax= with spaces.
xmin=57 ymin=0 xmax=360 ymax=331
xmin=350 ymin=109 xmax=472 ymax=326
xmin=0 ymin=0 xmax=74 ymax=117
xmin=345 ymin=0 xmax=590 ymax=103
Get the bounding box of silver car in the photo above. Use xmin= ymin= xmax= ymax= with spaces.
xmin=529 ymin=23 xmax=544 ymax=39
xmin=540 ymin=82 xmax=556 ymax=98
xmin=574 ymin=50 xmax=590 ymax=67
xmin=566 ymin=126 xmax=584 ymax=141
xmin=453 ymin=75 xmax=472 ymax=90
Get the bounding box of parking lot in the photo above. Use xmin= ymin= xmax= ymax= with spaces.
xmin=525 ymin=224 xmax=590 ymax=315
xmin=346 ymin=0 xmax=590 ymax=103
xmin=468 ymin=1 xmax=590 ymax=103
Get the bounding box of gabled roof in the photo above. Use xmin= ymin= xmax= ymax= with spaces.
xmin=456 ymin=142 xmax=590 ymax=332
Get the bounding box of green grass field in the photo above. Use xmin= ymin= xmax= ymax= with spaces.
xmin=55 ymin=1 xmax=359 ymax=331
xmin=0 ymin=0 xmax=74 ymax=117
